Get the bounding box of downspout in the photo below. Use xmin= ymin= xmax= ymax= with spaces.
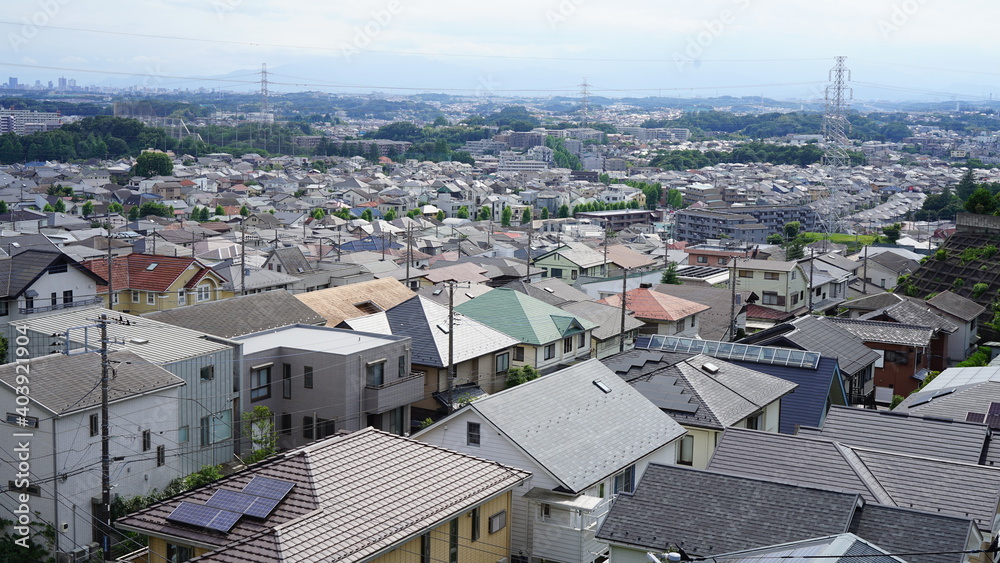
xmin=51 ymin=416 xmax=60 ymax=553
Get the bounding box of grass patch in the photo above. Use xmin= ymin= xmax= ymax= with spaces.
xmin=803 ymin=232 xmax=879 ymax=246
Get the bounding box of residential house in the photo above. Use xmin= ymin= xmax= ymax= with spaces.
xmin=731 ymin=259 xmax=810 ymax=313
xmin=709 ymin=534 xmax=913 ymax=563
xmin=0 ymin=248 xmax=106 ymax=321
xmin=0 ymin=350 xmax=183 ymax=557
xmin=925 ymin=291 xmax=987 ymax=363
xmin=597 ymin=462 xmax=980 ymax=563
xmin=532 ymin=242 xmax=606 ymax=281
xmin=414 ymin=359 xmax=686 ymax=563
xmin=638 ymin=334 xmax=848 ymax=434
xmin=708 ymin=427 xmax=1000 ymax=542
xmin=862 ymin=250 xmax=920 ymax=290
xmin=857 ymin=297 xmax=957 ymax=370
xmin=598 ymin=287 xmax=710 ymax=338
xmin=81 ymin=253 xmax=230 ymax=313
xmin=294 ymin=278 xmax=415 ymax=326
xmin=143 ymin=290 xmax=327 ymax=339
xmin=6 ymin=307 xmax=240 ymax=475
xmin=559 ymin=300 xmax=645 ymax=358
xmin=454 ymin=288 xmax=598 ymax=372
xmin=603 ymin=349 xmax=796 ymax=468
xmin=653 ymin=284 xmax=752 ymax=341
xmin=116 ymin=428 xmax=530 ymax=563
xmin=339 ymin=295 xmax=520 ymax=413
xmin=827 ymin=317 xmax=933 ymax=400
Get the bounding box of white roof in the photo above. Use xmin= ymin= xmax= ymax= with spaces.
xmin=235 ymin=325 xmax=404 ymax=356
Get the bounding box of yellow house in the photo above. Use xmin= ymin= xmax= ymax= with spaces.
xmin=82 ymin=253 xmax=231 ymax=313
xmin=116 ymin=427 xmax=530 ymax=563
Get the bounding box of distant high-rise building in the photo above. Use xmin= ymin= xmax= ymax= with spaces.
xmin=67 ymin=78 xmax=76 ymax=88
xmin=47 ymin=81 xmax=53 ymax=89
xmin=58 ymin=77 xmax=67 ymax=90
xmin=7 ymin=77 xmax=17 ymax=89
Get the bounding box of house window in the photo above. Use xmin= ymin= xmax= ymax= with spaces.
xmin=178 ymin=425 xmax=189 ymax=443
xmin=613 ymin=464 xmax=636 ymax=494
xmin=886 ymin=350 xmax=909 ymax=364
xmin=24 ymin=296 xmax=32 ymax=311
xmin=282 ymin=363 xmax=291 ymax=399
xmin=142 ymin=429 xmax=151 ymax=452
xmin=718 ymin=257 xmax=728 ymax=265
xmin=50 ymin=292 xmax=56 ymax=306
xmin=471 ymin=506 xmax=481 ymax=542
xmin=146 ymin=292 xmax=155 ymax=305
xmin=697 ymin=256 xmax=708 ymax=264
xmin=48 ymin=263 xmax=67 ymax=274
xmin=791 ymin=270 xmax=797 ymax=280
xmin=200 ymin=365 xmax=214 ymax=382
xmin=880 ymin=278 xmax=886 ymax=288
xmin=674 ymin=320 xmax=685 ymax=334
xmin=738 ymin=270 xmax=753 ymax=278
xmin=398 ymin=355 xmax=407 ymax=377
xmin=131 ymin=291 xmax=139 ymax=303
xmin=89 ymin=413 xmax=99 ymax=437
xmin=571 ymin=270 xmax=578 ymax=280
xmin=449 ymin=519 xmax=459 ymax=563
xmin=0 ymin=301 xmax=7 ymax=317
xmin=762 ymin=291 xmax=779 ymax=305
xmin=544 ymin=343 xmax=555 ymax=360
xmin=420 ymin=533 xmax=431 ymax=563
xmin=110 ymin=293 xmax=119 ymax=306
xmin=200 ymin=416 xmax=211 ymax=447
xmin=488 ymin=510 xmax=507 ymax=534
xmin=467 ymin=422 xmax=481 ymax=446
xmin=304 ymin=366 xmax=313 ymax=389
xmin=251 ymin=365 xmax=271 ymax=401
xmin=746 ymin=411 xmax=763 ymax=430
xmin=177 ymin=290 xmax=185 ymax=305
xmin=792 ymin=292 xmax=799 ymax=305
xmin=764 ymin=272 xmax=779 ymax=280
xmin=513 ymin=346 xmax=525 ymax=362
xmin=303 ymin=416 xmax=314 ymax=440
xmin=551 ymin=268 xmax=563 ymax=278
xmin=678 ymin=434 xmax=694 ymax=466
xmin=578 ymin=332 xmax=586 ymax=348
xmin=366 ymin=361 xmax=385 ymax=387
xmin=197 ymin=284 xmax=211 ymax=302
xmin=166 ymin=543 xmax=192 ymax=563
xmin=563 ymin=336 xmax=573 ymax=353
xmin=690 ymin=315 xmax=696 ymax=328
xmin=156 ymin=445 xmax=165 ymax=467
xmin=281 ymin=413 xmax=291 ymax=436
xmin=62 ymin=290 xmax=73 ymax=304
xmin=495 ymin=352 xmax=509 ymax=373
xmin=213 ymin=410 xmax=232 ymax=443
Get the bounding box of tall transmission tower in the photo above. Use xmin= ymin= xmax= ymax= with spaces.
xmin=258 ymin=63 xmax=270 ymax=141
xmin=821 ymin=56 xmax=852 ymax=168
xmin=579 ymin=78 xmax=591 ymax=126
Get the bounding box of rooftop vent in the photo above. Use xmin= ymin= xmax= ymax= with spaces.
xmin=129 ymin=338 xmax=149 ymax=345
xmin=432 ymin=289 xmax=442 ymax=296
xmin=702 ymin=362 xmax=720 ymax=374
xmin=544 ymin=287 xmax=555 ymax=293
xmin=593 ymin=380 xmax=612 ymax=394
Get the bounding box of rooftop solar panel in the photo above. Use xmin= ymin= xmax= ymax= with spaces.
xmin=166 ymin=502 xmax=241 ymax=533
xmin=242 ymin=476 xmax=295 ymax=500
xmin=638 ymin=335 xmax=821 ymax=369
xmin=967 ymin=412 xmax=986 ymax=423
xmin=989 ymin=402 xmax=1000 ymax=416
xmin=244 ymin=496 xmax=282 ymax=519
xmin=206 ymin=489 xmax=257 ymax=514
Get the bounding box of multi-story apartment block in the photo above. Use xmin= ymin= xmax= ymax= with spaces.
xmin=673 ymin=208 xmax=770 ymax=244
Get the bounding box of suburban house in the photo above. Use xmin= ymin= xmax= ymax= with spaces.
xmin=596 ymin=462 xmax=981 ymax=563
xmin=0 ymin=350 xmax=183 ymax=558
xmin=708 ymin=427 xmax=1000 ymax=541
xmin=339 ymin=295 xmax=520 ymax=414
xmin=861 ymin=250 xmax=920 ymax=290
xmin=454 ymin=288 xmax=598 ymax=372
xmin=414 ymin=359 xmax=686 ymax=563
xmin=0 ymin=248 xmax=107 ymax=321
xmin=532 ymin=241 xmax=607 ymax=280
xmin=143 ymin=290 xmax=327 ymax=339
xmin=233 ymin=325 xmax=416 ymax=447
xmin=827 ymin=317 xmax=933 ymax=400
xmin=637 ymin=335 xmax=848 ymax=434
xmin=924 ymin=291 xmax=987 ymax=363
xmin=6 ymin=307 xmax=240 ymax=474
xmin=730 ymin=259 xmax=810 ymax=314
xmin=81 ymin=253 xmax=230 ymax=313
xmin=598 ymin=287 xmax=710 ymax=337
xmin=559 ymin=300 xmax=645 ymax=359
xmin=116 ymin=428 xmax=530 ymax=562
xmin=603 ymin=349 xmax=796 ymax=468
xmin=854 ymin=296 xmax=957 ymax=371
xmin=294 ymin=277 xmax=415 ymax=326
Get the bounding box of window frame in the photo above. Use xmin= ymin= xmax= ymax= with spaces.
xmin=250 ymin=366 xmax=271 ymax=401
xmin=131 ymin=290 xmax=139 ymax=303
xmin=282 ymin=363 xmax=292 ymax=399
xmin=738 ymin=270 xmax=753 ymax=278
xmin=488 ymin=510 xmax=507 ymax=534
xmin=366 ymin=361 xmax=385 ymax=387
xmin=178 ymin=425 xmax=189 ymax=443
xmin=678 ymin=435 xmax=694 ymax=466
xmin=62 ymin=290 xmax=73 ymax=304
xmin=156 ymin=444 xmax=165 ymax=467
xmin=471 ymin=506 xmax=481 ymax=542
xmin=142 ymin=429 xmax=151 ymax=452
xmin=89 ymin=413 xmax=99 ymax=437
xmin=764 ymin=272 xmax=780 ymax=280
xmin=398 ymin=355 xmax=407 ymax=378
xmin=303 ymin=365 xmax=313 ymax=389
xmin=544 ymin=343 xmax=555 ymax=360
xmin=467 ymin=421 xmax=481 ymax=446
xmin=200 ymin=365 xmax=214 ymax=382
xmin=513 ymin=346 xmax=525 ymax=362
xmin=563 ymin=336 xmax=573 ymax=354
xmin=495 ymin=352 xmax=510 ymax=374
xmin=280 ymin=413 xmax=291 ymax=436
xmin=146 ymin=291 xmax=155 ymax=305
xmin=613 ymin=464 xmax=636 ymax=494
xmin=197 ymin=284 xmax=212 ymax=302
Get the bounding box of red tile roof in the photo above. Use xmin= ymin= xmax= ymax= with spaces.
xmin=598 ymin=287 xmax=709 ymax=321
xmin=82 ymin=254 xmax=224 ymax=293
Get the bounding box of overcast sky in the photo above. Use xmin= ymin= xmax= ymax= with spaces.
xmin=2 ymin=0 xmax=997 ymax=101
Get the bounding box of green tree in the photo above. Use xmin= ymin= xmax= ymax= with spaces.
xmin=435 ymin=210 xmax=446 ymax=222
xmin=882 ymin=222 xmax=903 ymax=244
xmin=215 ymin=205 xmax=225 ymax=216
xmin=52 ymin=199 xmax=65 ymax=213
xmin=786 ymin=237 xmax=805 ymax=260
xmin=239 ymin=205 xmax=250 ymax=217
xmin=184 ymin=465 xmax=224 ymax=489
xmin=42 ymin=203 xmax=54 ymax=212
xmin=456 ymin=206 xmax=470 ymax=219
xmin=661 ymin=262 xmax=682 ymax=285
xmin=766 ymin=233 xmax=784 ymax=245
xmin=783 ymin=221 xmax=801 ymax=240
xmin=520 ymin=207 xmax=531 ymax=224
xmin=81 ymin=200 xmax=95 ymax=217
xmin=0 ymin=518 xmax=56 ymax=563
xmin=558 ymin=204 xmax=570 ymax=218
xmin=361 ymin=209 xmax=374 ymax=222
xmin=108 ymin=202 xmax=123 ymax=214
xmin=127 ymin=205 xmax=140 ymax=220
xmin=132 ymin=151 xmax=174 ymax=178
xmin=383 ymin=209 xmax=397 ymax=221
xmin=478 ymin=206 xmax=491 ymax=221
xmin=311 ymin=208 xmax=325 ymax=220
xmin=505 ymin=365 xmax=540 ymax=388
xmin=965 ymin=187 xmax=997 ymax=215
xmin=501 ymin=206 xmax=512 ymax=226
xmin=243 ymin=405 xmax=278 ymax=464
xmin=541 ymin=207 xmax=549 ymax=219
xmin=956 ymin=168 xmax=977 ymax=201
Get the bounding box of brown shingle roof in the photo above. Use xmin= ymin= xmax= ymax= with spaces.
xmin=294 ymin=278 xmax=414 ymax=325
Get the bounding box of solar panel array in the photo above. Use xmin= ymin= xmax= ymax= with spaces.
xmin=165 ymin=476 xmax=295 ymax=532
xmin=631 ymin=376 xmax=699 ymax=414
xmin=641 ymin=335 xmax=822 ymax=369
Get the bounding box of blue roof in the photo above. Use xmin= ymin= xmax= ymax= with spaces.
xmin=339 ymin=236 xmax=402 ymax=253
xmin=349 ymin=207 xmax=383 ymax=218
xmin=731 ymin=356 xmax=844 ymax=434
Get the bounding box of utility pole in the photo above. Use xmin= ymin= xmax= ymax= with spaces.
xmin=808 ymin=247 xmax=816 ymax=314
xmin=603 ymin=229 xmax=610 ymax=277
xmin=446 ymin=281 xmax=456 ymax=413
xmin=862 ymin=242 xmax=869 ymax=294
xmin=106 ymin=212 xmax=114 ymax=311
xmin=99 ymin=313 xmax=111 ymax=558
xmin=729 ymin=257 xmax=737 ymax=342
xmin=405 ymin=222 xmax=412 ymax=290
xmin=525 ymin=223 xmax=533 ymax=279
xmin=619 ymin=268 xmax=629 ymax=353
xmin=239 ymin=223 xmax=246 ymax=296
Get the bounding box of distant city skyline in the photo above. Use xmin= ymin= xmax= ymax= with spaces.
xmin=1 ymin=0 xmax=998 ymax=102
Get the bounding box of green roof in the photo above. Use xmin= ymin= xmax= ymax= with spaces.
xmin=455 ymin=288 xmax=598 ymax=346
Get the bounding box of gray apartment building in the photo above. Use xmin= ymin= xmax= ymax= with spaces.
xmin=673 ymin=208 xmax=770 ymax=244
xmin=234 ymin=325 xmax=418 ymax=450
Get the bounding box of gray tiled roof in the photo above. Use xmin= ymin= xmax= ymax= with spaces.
xmin=843 ymin=292 xmax=904 ymax=312
xmin=862 ymin=299 xmax=958 ymax=334
xmin=708 ymin=428 xmax=1000 ymax=532
xmin=797 ymin=405 xmax=991 ymax=465
xmin=786 ymin=315 xmax=881 ymax=376
xmin=927 ymin=291 xmax=987 ymax=322
xmin=0 ymin=350 xmax=182 ymax=415
xmin=596 ymin=463 xmax=862 ymax=555
xmin=144 ymin=291 xmax=327 ymax=338
xmin=848 ymin=504 xmax=975 ymax=563
xmin=826 ymin=318 xmax=933 ymax=347
xmin=559 ymin=300 xmax=645 ymax=341
xmin=465 ymin=359 xmax=685 ymax=493
xmin=710 ymin=534 xmax=904 ymax=563
xmin=117 ymin=428 xmax=530 ymax=563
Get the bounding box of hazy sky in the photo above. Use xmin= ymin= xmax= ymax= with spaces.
xmin=2 ymin=0 xmax=997 ymax=101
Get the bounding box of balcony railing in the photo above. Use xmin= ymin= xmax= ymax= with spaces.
xmin=364 ymin=371 xmax=425 ymax=413
xmin=20 ymin=297 xmax=102 ymax=315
